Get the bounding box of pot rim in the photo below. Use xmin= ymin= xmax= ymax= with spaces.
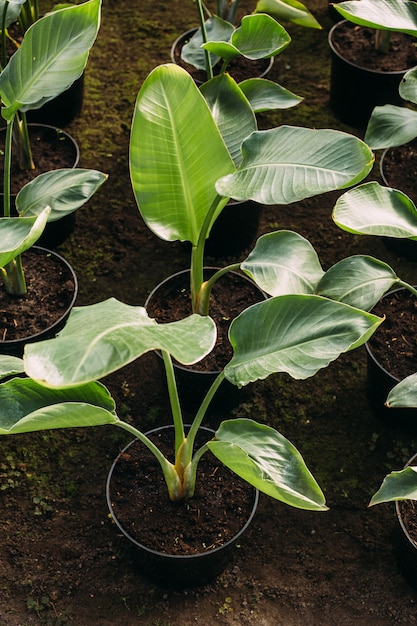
xmin=106 ymin=424 xmax=260 ymax=561
xmin=171 ymin=27 xmax=274 ymax=83
xmin=328 ymin=20 xmax=416 ymax=76
xmin=144 ymin=266 xmax=267 ymax=376
xmin=0 ymin=245 xmax=78 ymax=349
xmin=395 ymin=451 xmax=417 ymax=549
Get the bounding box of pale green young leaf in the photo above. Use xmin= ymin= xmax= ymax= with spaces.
xmin=365 ymin=105 xmax=417 ymax=150
xmin=255 ymin=0 xmax=322 ymax=29
xmin=0 ymin=207 xmax=50 ymax=267
xmin=333 ymin=0 xmax=417 ymax=35
xmin=386 ymin=372 xmax=417 ymax=408
xmin=400 ymin=67 xmax=417 ymax=104
xmin=370 ymin=467 xmax=417 ymax=505
xmin=0 ymin=356 xmax=24 ymax=380
xmin=239 ymin=78 xmax=303 ymax=112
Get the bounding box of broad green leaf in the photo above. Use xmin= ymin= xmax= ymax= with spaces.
xmin=333 ymin=181 xmax=417 ymax=238
xmin=316 ymin=255 xmax=399 ymax=310
xmin=387 ymin=372 xmax=417 ymax=408
xmin=208 ymin=419 xmax=327 ymax=510
xmin=0 ymin=0 xmax=102 ymax=120
xmin=16 ymin=169 xmax=108 ymax=221
xmin=181 ymin=16 xmax=234 ymax=71
xmin=370 ymin=467 xmax=417 ymax=505
xmin=241 ymin=230 xmax=324 ymax=296
xmin=0 ymin=377 xmax=117 ymax=434
xmin=230 ymin=13 xmax=291 ymax=60
xmin=24 ymin=299 xmax=217 ymax=387
xmin=0 ymin=355 xmax=24 ymax=380
xmin=216 ymin=126 xmax=374 ymax=204
xmin=400 ymin=67 xmax=417 ymax=104
xmin=224 ymin=294 xmax=383 ymax=386
xmin=0 ymin=1 xmax=23 ymax=29
xmin=255 ymin=0 xmax=322 ymax=29
xmin=333 ymin=0 xmax=417 ymax=35
xmin=239 ymin=78 xmax=303 ymax=112
xmin=365 ymin=105 xmax=417 ymax=150
xmin=0 ymin=207 xmax=50 ymax=267
xmin=130 ymin=64 xmax=235 ymax=245
xmin=200 ymin=74 xmax=256 ymax=167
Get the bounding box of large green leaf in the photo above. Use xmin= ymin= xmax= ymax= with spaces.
xmin=129 ymin=64 xmax=235 ymax=245
xmin=400 ymin=67 xmax=417 ymax=104
xmin=16 ymin=169 xmax=108 ymax=221
xmin=200 ymin=74 xmax=256 ymax=167
xmin=24 ymin=299 xmax=217 ymax=387
xmin=241 ymin=230 xmax=324 ymax=296
xmin=365 ymin=105 xmax=417 ymax=150
xmin=208 ymin=419 xmax=327 ymax=510
xmin=316 ymin=255 xmax=399 ymax=310
xmin=333 ymin=181 xmax=417 ymax=238
xmin=255 ymin=0 xmax=322 ymax=29
xmin=0 ymin=1 xmax=24 ymax=29
xmin=370 ymin=467 xmax=417 ymax=505
xmin=203 ymin=14 xmax=291 ymax=61
xmin=0 ymin=0 xmax=102 ymax=120
xmin=224 ymin=295 xmax=383 ymax=386
xmin=0 ymin=377 xmax=117 ymax=435
xmin=333 ymin=0 xmax=417 ymax=35
xmin=239 ymin=78 xmax=303 ymax=112
xmin=181 ymin=16 xmax=234 ymax=71
xmin=216 ymin=126 xmax=374 ymax=204
xmin=0 ymin=355 xmax=24 ymax=380
xmin=0 ymin=207 xmax=50 ymax=267
xmin=387 ymin=372 xmax=417 ymax=408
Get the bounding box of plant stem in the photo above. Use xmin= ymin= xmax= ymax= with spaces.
xmin=14 ymin=113 xmax=35 ymax=171
xmin=3 ymin=118 xmax=13 ymax=218
xmin=161 ymin=349 xmax=185 ymax=455
xmin=197 ymin=263 xmax=241 ymax=316
xmin=1 ymin=1 xmax=9 ymax=70
xmin=1 ymin=256 xmax=27 ymax=295
xmin=196 ymin=0 xmax=213 ymax=79
xmin=375 ymin=30 xmax=391 ymax=54
xmin=397 ymin=280 xmax=417 ymax=299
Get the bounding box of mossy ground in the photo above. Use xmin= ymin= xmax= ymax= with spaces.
xmin=1 ymin=1 xmax=417 ymax=624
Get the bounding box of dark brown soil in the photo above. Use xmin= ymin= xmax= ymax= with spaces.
xmin=108 ymin=427 xmax=255 ymax=555
xmin=381 ymin=141 xmax=417 ymax=201
xmin=3 ymin=1 xmax=417 ymax=625
xmin=368 ymin=288 xmax=417 ymax=381
xmin=0 ymin=247 xmax=76 ymax=344
xmin=145 ymin=268 xmax=265 ymax=371
xmin=330 ymin=20 xmax=417 ymax=71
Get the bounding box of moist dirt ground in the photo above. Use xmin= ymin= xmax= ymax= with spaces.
xmin=2 ymin=1 xmax=417 ymax=624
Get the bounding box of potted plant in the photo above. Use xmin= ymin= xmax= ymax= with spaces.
xmin=0 ymin=258 xmax=387 ymax=586
xmin=130 ymin=61 xmax=374 ymax=403
xmin=0 ymin=0 xmax=86 ymax=126
xmin=0 ymin=0 xmax=107 ymax=356
xmin=328 ymin=0 xmax=417 ymax=127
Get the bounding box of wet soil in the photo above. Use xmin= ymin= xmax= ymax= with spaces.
xmin=2 ymin=1 xmax=417 ymax=625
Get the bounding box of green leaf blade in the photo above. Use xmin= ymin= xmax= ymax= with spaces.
xmin=370 ymin=467 xmax=417 ymax=505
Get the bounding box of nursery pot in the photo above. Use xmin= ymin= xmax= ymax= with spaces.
xmin=0 ymin=246 xmax=78 ymax=357
xmin=328 ymin=21 xmax=414 ymax=128
xmin=0 ymin=124 xmax=80 ymax=249
xmin=171 ymin=28 xmax=274 ymax=85
xmin=365 ymin=287 xmax=417 ymax=429
xmin=380 ymin=144 xmax=417 ymax=261
xmin=205 ymin=198 xmax=262 ymax=257
xmin=395 ymin=452 xmax=417 ymax=589
xmin=27 ymin=74 xmax=84 ymax=127
xmin=145 ymin=267 xmax=267 ymax=413
xmin=106 ymin=425 xmax=259 ymax=588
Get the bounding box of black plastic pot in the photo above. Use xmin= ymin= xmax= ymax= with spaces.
xmin=145 ymin=267 xmax=267 ymax=413
xmin=27 ymin=74 xmax=84 ymax=127
xmin=0 ymin=246 xmax=78 ymax=357
xmin=395 ymin=452 xmax=417 ymax=589
xmin=380 ymin=147 xmax=417 ymax=261
xmin=328 ymin=21 xmax=411 ymax=128
xmin=366 ymin=287 xmax=417 ymax=429
xmin=205 ymin=198 xmax=262 ymax=257
xmin=106 ymin=425 xmax=259 ymax=588
xmin=0 ymin=124 xmax=80 ymax=248
xmin=171 ymin=28 xmax=274 ymax=85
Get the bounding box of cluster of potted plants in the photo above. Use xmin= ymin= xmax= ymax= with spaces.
xmin=2 ymin=0 xmax=417 ymax=595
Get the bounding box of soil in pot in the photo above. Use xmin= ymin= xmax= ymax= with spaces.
xmin=171 ymin=29 xmax=273 ymax=84
xmin=0 ymin=124 xmax=80 ymax=248
xmin=380 ymin=140 xmax=417 ymax=260
xmin=328 ymin=21 xmax=417 ymax=127
xmin=366 ymin=288 xmax=417 ymax=428
xmin=0 ymin=246 xmax=77 ymax=356
xmin=395 ymin=451 xmax=417 ymax=590
xmin=107 ymin=426 xmax=258 ymax=587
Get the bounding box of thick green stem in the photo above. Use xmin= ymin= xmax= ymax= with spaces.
xmin=375 ymin=30 xmax=391 ymax=54
xmin=114 ymin=421 xmax=184 ymax=501
xmin=1 ymin=255 xmax=27 ymax=296
xmin=19 ymin=0 xmax=38 ymax=33
xmin=197 ymin=263 xmax=241 ymax=316
xmin=161 ymin=349 xmax=185 ymax=455
xmin=3 ymin=118 xmax=13 ymax=218
xmin=14 ymin=113 xmax=35 ymax=171
xmin=1 ymin=1 xmax=9 ymax=69
xmin=196 ymin=0 xmax=213 ymax=79
xmin=397 ymin=280 xmax=417 ymax=299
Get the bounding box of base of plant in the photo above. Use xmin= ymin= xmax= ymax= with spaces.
xmin=106 ymin=426 xmax=259 ymax=588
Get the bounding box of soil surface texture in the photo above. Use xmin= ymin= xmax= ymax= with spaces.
xmin=2 ymin=1 xmax=417 ymax=625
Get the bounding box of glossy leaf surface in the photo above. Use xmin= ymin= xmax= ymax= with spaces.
xmin=365 ymin=105 xmax=417 ymax=149
xmin=333 ymin=0 xmax=417 ymax=35
xmin=239 ymin=78 xmax=303 ymax=112
xmin=0 ymin=207 xmax=50 ymax=267
xmin=255 ymin=0 xmax=322 ymax=29
xmin=387 ymin=373 xmax=417 ymax=407
xmin=370 ymin=466 xmax=417 ymax=505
